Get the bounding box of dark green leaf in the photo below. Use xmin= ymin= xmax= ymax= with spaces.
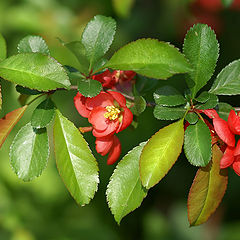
xmin=107 ymin=142 xmax=147 ymax=224
xmin=210 ymin=60 xmax=240 ymax=95
xmin=185 ymin=112 xmax=199 ymax=124
xmin=0 ymin=53 xmax=71 ymax=91
xmin=0 ymin=33 xmax=7 ymax=61
xmin=221 ymin=0 xmax=234 ymax=7
xmin=31 ymin=98 xmax=55 ymax=129
xmin=92 ymin=58 xmax=108 ymax=74
xmin=18 ymin=94 xmax=29 ymax=106
xmin=77 ymin=78 xmax=102 ymax=98
xmin=154 ymin=105 xmax=186 ymax=120
xmin=154 ymin=86 xmax=186 ymax=106
xmin=106 ymin=39 xmax=192 ymax=79
xmin=195 ymin=91 xmax=210 ymax=103
xmin=54 ymin=110 xmax=99 ymax=206
xmin=131 ymin=96 xmax=146 ymax=116
xmin=135 ymin=75 xmax=159 ymax=95
xmin=10 ymin=123 xmax=49 ymax=181
xmin=216 ymin=102 xmax=233 ymax=121
xmin=196 ymin=93 xmax=218 ymax=110
xmin=17 ymin=35 xmax=50 ymax=55
xmin=184 ymin=120 xmax=212 ymax=167
xmin=82 ymin=15 xmax=116 ymax=69
xmin=183 ymin=24 xmax=219 ymax=98
xmin=16 ymin=85 xmax=42 ymax=95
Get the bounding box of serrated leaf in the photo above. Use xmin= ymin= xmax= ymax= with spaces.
xmin=113 ymin=0 xmax=135 ymax=18
xmin=107 ymin=142 xmax=147 ymax=224
xmin=131 ymin=96 xmax=146 ymax=116
xmin=10 ymin=123 xmax=49 ymax=181
xmin=210 ymin=60 xmax=240 ymax=95
xmin=0 ymin=53 xmax=71 ymax=91
xmin=183 ymin=24 xmax=219 ymax=98
xmin=17 ymin=35 xmax=50 ymax=55
xmin=77 ymin=78 xmax=102 ymax=98
xmin=0 ymin=33 xmax=7 ymax=61
xmin=184 ymin=120 xmax=212 ymax=167
xmin=216 ymin=102 xmax=233 ymax=121
xmin=31 ymin=98 xmax=55 ymax=129
xmin=82 ymin=15 xmax=116 ymax=69
xmin=185 ymin=112 xmax=199 ymax=125
xmin=188 ymin=145 xmax=228 ymax=226
xmin=153 ymin=105 xmax=186 ymax=120
xmin=154 ymin=86 xmax=186 ymax=106
xmin=16 ymin=85 xmax=42 ymax=95
xmin=221 ymin=0 xmax=234 ymax=7
xmin=140 ymin=119 xmax=184 ymax=189
xmin=195 ymin=91 xmax=210 ymax=103
xmin=106 ymin=39 xmax=192 ymax=79
xmin=0 ymin=106 xmax=27 ymax=148
xmin=196 ymin=93 xmax=218 ymax=110
xmin=54 ymin=110 xmax=99 ymax=206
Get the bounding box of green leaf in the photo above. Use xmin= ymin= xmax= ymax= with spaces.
xmin=131 ymin=96 xmax=146 ymax=116
xmin=10 ymin=123 xmax=49 ymax=181
xmin=53 ymin=110 xmax=99 ymax=206
xmin=135 ymin=75 xmax=159 ymax=96
xmin=77 ymin=78 xmax=102 ymax=98
xmin=140 ymin=119 xmax=184 ymax=189
xmin=154 ymin=86 xmax=186 ymax=106
xmin=17 ymin=35 xmax=50 ymax=55
xmin=16 ymin=85 xmax=42 ymax=95
xmin=196 ymin=93 xmax=218 ymax=110
xmin=0 ymin=106 xmax=27 ymax=148
xmin=106 ymin=39 xmax=192 ymax=79
xmin=112 ymin=0 xmax=135 ymax=18
xmin=188 ymin=145 xmax=228 ymax=226
xmin=0 ymin=33 xmax=7 ymax=61
xmin=31 ymin=98 xmax=55 ymax=129
xmin=81 ymin=15 xmax=116 ymax=69
xmin=210 ymin=60 xmax=240 ymax=95
xmin=185 ymin=112 xmax=199 ymax=125
xmin=195 ymin=91 xmax=210 ymax=103
xmin=183 ymin=24 xmax=219 ymax=98
xmin=153 ymin=105 xmax=186 ymax=120
xmin=106 ymin=142 xmax=147 ymax=224
xmin=184 ymin=120 xmax=212 ymax=167
xmin=216 ymin=102 xmax=233 ymax=121
xmin=0 ymin=53 xmax=71 ymax=91
xmin=18 ymin=94 xmax=30 ymax=106
xmin=0 ymin=84 xmax=2 ymax=110
xmin=221 ymin=0 xmax=234 ymax=7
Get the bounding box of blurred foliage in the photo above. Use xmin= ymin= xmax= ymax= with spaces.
xmin=1 ymin=0 xmax=240 ymax=239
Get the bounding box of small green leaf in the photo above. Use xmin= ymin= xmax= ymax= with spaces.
xmin=0 ymin=106 xmax=27 ymax=148
xmin=107 ymin=142 xmax=147 ymax=224
xmin=54 ymin=110 xmax=99 ymax=206
xmin=10 ymin=123 xmax=49 ymax=181
xmin=112 ymin=0 xmax=135 ymax=18
xmin=31 ymin=98 xmax=55 ymax=129
xmin=82 ymin=15 xmax=116 ymax=69
xmin=210 ymin=60 xmax=240 ymax=95
xmin=183 ymin=24 xmax=219 ymax=98
xmin=154 ymin=86 xmax=186 ymax=106
xmin=140 ymin=119 xmax=184 ymax=189
xmin=153 ymin=105 xmax=186 ymax=120
xmin=0 ymin=53 xmax=71 ymax=91
xmin=16 ymin=85 xmax=42 ymax=95
xmin=17 ymin=35 xmax=50 ymax=55
xmin=216 ymin=102 xmax=233 ymax=121
xmin=131 ymin=96 xmax=146 ymax=116
xmin=0 ymin=33 xmax=7 ymax=61
xmin=77 ymin=78 xmax=102 ymax=98
xmin=135 ymin=75 xmax=159 ymax=96
xmin=196 ymin=93 xmax=218 ymax=110
xmin=185 ymin=112 xmax=199 ymax=125
xmin=195 ymin=91 xmax=210 ymax=103
xmin=184 ymin=120 xmax=212 ymax=167
xmin=106 ymin=39 xmax=192 ymax=79
xmin=188 ymin=145 xmax=228 ymax=226
xmin=221 ymin=0 xmax=234 ymax=7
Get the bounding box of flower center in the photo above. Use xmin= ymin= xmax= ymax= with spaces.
xmin=104 ymin=105 xmax=121 ymax=120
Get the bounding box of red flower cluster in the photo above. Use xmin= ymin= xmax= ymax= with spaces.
xmin=203 ymin=109 xmax=240 ymax=175
xmin=74 ymin=91 xmax=133 ymax=165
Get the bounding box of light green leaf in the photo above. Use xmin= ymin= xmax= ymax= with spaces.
xmin=77 ymin=78 xmax=102 ymax=98
xmin=82 ymin=15 xmax=116 ymax=69
xmin=17 ymin=35 xmax=50 ymax=55
xmin=216 ymin=102 xmax=233 ymax=121
xmin=183 ymin=24 xmax=219 ymax=98
xmin=210 ymin=60 xmax=240 ymax=95
xmin=107 ymin=142 xmax=147 ymax=224
xmin=0 ymin=33 xmax=7 ymax=61
xmin=196 ymin=93 xmax=218 ymax=110
xmin=0 ymin=84 xmax=2 ymax=110
xmin=10 ymin=123 xmax=49 ymax=181
xmin=153 ymin=105 xmax=186 ymax=120
xmin=106 ymin=39 xmax=192 ymax=79
xmin=54 ymin=110 xmax=99 ymax=206
xmin=188 ymin=145 xmax=228 ymax=226
xmin=184 ymin=120 xmax=212 ymax=167
xmin=0 ymin=53 xmax=71 ymax=91
xmin=112 ymin=0 xmax=135 ymax=18
xmin=31 ymin=98 xmax=55 ymax=129
xmin=154 ymin=85 xmax=186 ymax=106
xmin=131 ymin=96 xmax=146 ymax=116
xmin=140 ymin=119 xmax=184 ymax=189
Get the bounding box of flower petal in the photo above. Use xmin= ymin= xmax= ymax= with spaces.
xmin=202 ymin=109 xmax=219 ymax=119
xmin=228 ymin=110 xmax=240 ymax=135
xmin=107 ymin=135 xmax=121 ymax=165
xmin=232 ymin=156 xmax=240 ymax=176
xmin=108 ymin=91 xmax=126 ymax=107
xmin=213 ymin=117 xmax=235 ymax=147
xmin=95 ymin=136 xmax=114 ymax=156
xmin=74 ymin=92 xmax=90 ymax=118
xmin=234 ymin=139 xmax=240 ymax=156
xmin=116 ymin=107 xmax=133 ymax=133
xmin=220 ymin=146 xmax=235 ymax=169
xmin=92 ymin=120 xmax=119 ymax=137
xmin=89 ymin=106 xmax=108 ymax=131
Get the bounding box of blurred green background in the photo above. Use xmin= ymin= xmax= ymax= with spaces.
xmin=1 ymin=0 xmax=240 ymax=239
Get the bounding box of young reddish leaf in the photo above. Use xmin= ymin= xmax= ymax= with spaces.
xmin=0 ymin=106 xmax=27 ymax=148
xmin=187 ymin=145 xmax=228 ymax=226
xmin=140 ymin=119 xmax=184 ymax=189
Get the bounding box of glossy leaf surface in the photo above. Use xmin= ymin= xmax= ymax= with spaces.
xmin=77 ymin=78 xmax=102 ymax=98
xmin=154 ymin=105 xmax=186 ymax=120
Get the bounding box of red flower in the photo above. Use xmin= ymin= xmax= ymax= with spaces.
xmin=228 ymin=109 xmax=240 ymax=134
